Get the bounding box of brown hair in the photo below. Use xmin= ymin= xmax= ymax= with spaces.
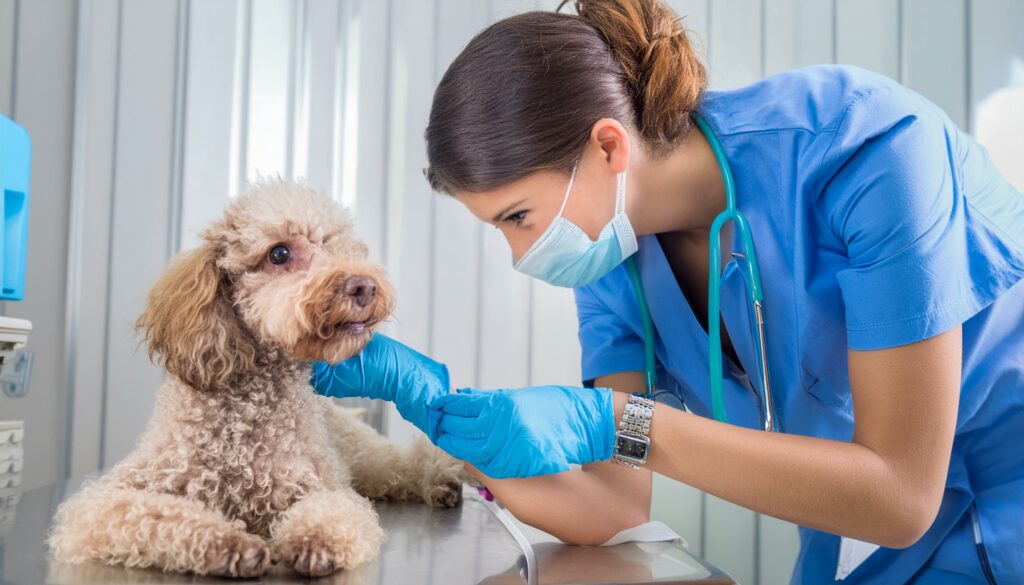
xmin=425 ymin=0 xmax=706 ymax=195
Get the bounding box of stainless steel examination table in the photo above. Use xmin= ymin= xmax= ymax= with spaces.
xmin=0 ymin=477 xmax=735 ymax=585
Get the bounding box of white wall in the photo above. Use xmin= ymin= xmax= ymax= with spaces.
xmin=1 ymin=1 xmax=1021 ymax=583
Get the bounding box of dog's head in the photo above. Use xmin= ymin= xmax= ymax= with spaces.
xmin=136 ymin=181 xmax=395 ymax=390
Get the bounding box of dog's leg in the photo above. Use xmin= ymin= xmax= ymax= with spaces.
xmin=49 ymin=482 xmax=271 ymax=578
xmin=322 ymin=400 xmax=469 ymax=507
xmin=270 ymin=487 xmax=383 ymax=577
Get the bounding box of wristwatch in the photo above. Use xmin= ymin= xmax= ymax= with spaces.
xmin=612 ymin=394 xmax=655 ymax=468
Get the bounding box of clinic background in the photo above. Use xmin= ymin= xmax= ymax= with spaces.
xmin=1 ymin=0 xmax=1022 ymax=582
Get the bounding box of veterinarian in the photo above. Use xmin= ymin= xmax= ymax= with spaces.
xmin=312 ymin=0 xmax=1024 ymax=583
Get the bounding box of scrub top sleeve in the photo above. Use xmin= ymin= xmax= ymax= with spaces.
xmin=821 ymin=105 xmax=1019 ymax=350
xmin=574 ymin=285 xmax=646 ymax=386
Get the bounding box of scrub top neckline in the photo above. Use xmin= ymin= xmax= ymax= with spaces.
xmin=641 ymin=228 xmax=754 ymax=387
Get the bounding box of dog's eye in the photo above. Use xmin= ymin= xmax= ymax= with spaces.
xmin=267 ymin=244 xmax=291 ymax=265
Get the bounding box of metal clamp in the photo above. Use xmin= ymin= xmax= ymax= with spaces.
xmin=1 ymin=350 xmax=33 ymax=398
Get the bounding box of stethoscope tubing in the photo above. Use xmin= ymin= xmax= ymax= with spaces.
xmin=625 ymin=114 xmax=778 ymax=432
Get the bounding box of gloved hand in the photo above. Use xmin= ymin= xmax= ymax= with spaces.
xmin=310 ymin=334 xmax=450 ymax=439
xmin=431 ymin=386 xmax=616 ymax=479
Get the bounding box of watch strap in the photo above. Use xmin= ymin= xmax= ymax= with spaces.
xmin=619 ymin=394 xmax=654 ymax=435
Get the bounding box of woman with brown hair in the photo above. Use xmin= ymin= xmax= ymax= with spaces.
xmin=313 ymin=1 xmax=1024 ymax=583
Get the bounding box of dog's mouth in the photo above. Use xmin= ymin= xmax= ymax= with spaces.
xmin=333 ymin=320 xmax=368 ymax=335
xmin=330 ymin=314 xmax=388 ymax=337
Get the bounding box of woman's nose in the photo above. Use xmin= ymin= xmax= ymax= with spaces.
xmin=343 ymin=276 xmax=377 ymax=308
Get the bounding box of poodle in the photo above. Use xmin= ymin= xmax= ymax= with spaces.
xmin=48 ymin=181 xmax=467 ymax=578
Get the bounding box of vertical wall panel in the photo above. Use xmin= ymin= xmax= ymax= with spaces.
xmin=227 ymin=0 xmax=250 ymax=199
xmin=431 ymin=196 xmax=482 ymax=389
xmin=65 ymin=0 xmax=120 ymax=479
xmin=970 ymin=0 xmax=1024 ymax=190
xmin=0 ymin=0 xmax=78 ymax=490
xmin=430 ymin=0 xmax=490 ymax=390
xmin=666 ymin=0 xmax=709 ymax=57
xmin=492 ymin=0 xmax=535 ymax=20
xmin=651 ymin=473 xmax=705 ymax=555
xmin=102 ymin=0 xmax=183 ymax=465
xmin=902 ymin=0 xmax=967 ymax=128
xmin=764 ymin=0 xmax=836 ymax=74
xmin=245 ymin=0 xmax=296 ymax=182
xmin=477 ymin=229 xmax=533 ymax=389
xmin=528 ymin=282 xmax=582 ymax=386
xmin=385 ymin=0 xmax=435 ymax=353
xmin=759 ymin=514 xmax=802 ymax=585
xmin=0 ymin=0 xmax=14 ymax=116
xmin=708 ymin=0 xmax=763 ymax=89
xmin=339 ymin=0 xmax=390 ymax=258
xmin=179 ymin=0 xmax=239 ymax=250
xmin=294 ymin=0 xmax=340 ymax=196
xmin=763 ymin=0 xmax=798 ymax=75
xmin=797 ymin=0 xmax=837 ymax=66
xmin=836 ymin=0 xmax=900 ymax=80
xmin=383 ymin=0 xmax=438 ymax=444
xmin=705 ymin=494 xmax=757 ymax=585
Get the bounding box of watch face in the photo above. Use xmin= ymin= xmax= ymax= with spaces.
xmin=615 ymin=434 xmax=649 ymax=462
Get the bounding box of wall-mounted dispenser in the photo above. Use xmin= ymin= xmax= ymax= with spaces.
xmin=0 ymin=114 xmax=32 ymax=399
xmin=0 ymin=114 xmax=30 ymax=301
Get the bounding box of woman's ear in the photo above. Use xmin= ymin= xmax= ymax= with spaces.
xmin=135 ymin=242 xmax=256 ymax=390
xmin=590 ymin=117 xmax=631 ymax=174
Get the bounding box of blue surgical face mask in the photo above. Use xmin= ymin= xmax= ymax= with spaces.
xmin=513 ymin=163 xmax=638 ymax=288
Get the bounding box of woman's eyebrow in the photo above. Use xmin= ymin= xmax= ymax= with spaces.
xmin=492 ymin=199 xmax=527 ymax=223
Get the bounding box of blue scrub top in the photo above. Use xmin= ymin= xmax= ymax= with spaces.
xmin=574 ymin=65 xmax=1024 ymax=584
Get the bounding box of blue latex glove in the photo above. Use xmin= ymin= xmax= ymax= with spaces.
xmin=431 ymin=386 xmax=616 ymax=479
xmin=310 ymin=334 xmax=450 ymax=439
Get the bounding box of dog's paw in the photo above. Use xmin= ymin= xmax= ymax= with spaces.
xmin=425 ymin=480 xmax=463 ymax=508
xmin=286 ymin=539 xmax=347 ymax=578
xmin=204 ymin=531 xmax=272 ymax=578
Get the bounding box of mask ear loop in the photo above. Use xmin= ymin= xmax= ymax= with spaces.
xmin=555 ymin=162 xmax=580 ymax=218
xmin=614 ymin=170 xmax=628 ymax=215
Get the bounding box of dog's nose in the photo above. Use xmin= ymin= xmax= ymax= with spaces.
xmin=343 ymin=276 xmax=377 ymax=308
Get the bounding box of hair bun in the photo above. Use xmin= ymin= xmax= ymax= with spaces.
xmin=563 ymin=0 xmax=706 ymax=151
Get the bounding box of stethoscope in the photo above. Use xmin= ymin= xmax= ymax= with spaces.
xmin=622 ymin=118 xmax=1001 ymax=581
xmin=624 ymin=115 xmax=778 ymax=433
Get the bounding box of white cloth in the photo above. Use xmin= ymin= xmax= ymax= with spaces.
xmin=600 ymin=520 xmax=688 ymax=548
xmin=836 ymin=537 xmax=880 ymax=580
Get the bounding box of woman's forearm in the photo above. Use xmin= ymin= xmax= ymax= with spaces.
xmin=625 ymin=329 xmax=961 ymax=549
xmin=621 ymin=392 xmax=938 ymax=548
xmin=467 ymin=462 xmax=651 ymax=546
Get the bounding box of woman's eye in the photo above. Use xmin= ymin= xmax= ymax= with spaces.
xmin=267 ymin=244 xmax=291 ymax=265
xmin=503 ymin=210 xmax=528 ymax=227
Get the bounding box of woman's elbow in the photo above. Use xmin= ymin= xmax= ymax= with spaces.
xmin=552 ymin=507 xmax=650 ymax=546
xmin=874 ymin=494 xmax=942 ymax=549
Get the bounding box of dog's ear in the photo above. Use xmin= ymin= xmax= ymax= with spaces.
xmin=136 ymin=241 xmax=256 ymax=390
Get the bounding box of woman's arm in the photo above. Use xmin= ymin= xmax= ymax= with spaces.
xmin=636 ymin=326 xmax=961 ymax=548
xmin=470 ymin=371 xmax=652 ymax=546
